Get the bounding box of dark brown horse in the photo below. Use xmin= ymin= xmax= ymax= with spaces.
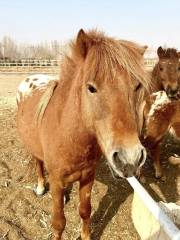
xmin=143 ymin=47 xmax=180 ymax=178
xmin=17 ymin=29 xmax=149 ymax=240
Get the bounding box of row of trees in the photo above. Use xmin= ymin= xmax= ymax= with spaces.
xmin=0 ymin=36 xmax=66 ymax=60
xmin=0 ymin=36 xmax=158 ymax=61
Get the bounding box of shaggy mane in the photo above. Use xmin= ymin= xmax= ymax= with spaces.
xmin=61 ymin=30 xmax=151 ymax=92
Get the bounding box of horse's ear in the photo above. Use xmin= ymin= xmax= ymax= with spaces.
xmin=76 ymin=29 xmax=91 ymax=58
xmin=140 ymin=45 xmax=148 ymax=55
xmin=157 ymin=46 xmax=164 ymax=58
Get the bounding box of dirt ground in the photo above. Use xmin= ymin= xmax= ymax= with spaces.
xmin=0 ymin=73 xmax=179 ymax=240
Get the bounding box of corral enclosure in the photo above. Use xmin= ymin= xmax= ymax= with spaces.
xmin=0 ymin=58 xmax=157 ymax=72
xmin=0 ymin=70 xmax=179 ymax=239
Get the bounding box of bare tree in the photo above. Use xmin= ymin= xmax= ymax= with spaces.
xmin=0 ymin=35 xmax=65 ymax=60
xmin=1 ymin=36 xmax=18 ymax=60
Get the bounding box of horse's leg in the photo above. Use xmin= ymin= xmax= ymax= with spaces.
xmin=151 ymin=142 xmax=162 ymax=178
xmin=144 ymin=135 xmax=163 ymax=179
xmin=79 ymin=175 xmax=94 ymax=240
xmin=36 ymin=158 xmax=46 ymax=196
xmin=145 ymin=116 xmax=170 ymax=179
xmin=50 ymin=176 xmax=66 ymax=240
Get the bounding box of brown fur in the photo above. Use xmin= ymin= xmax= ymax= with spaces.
xmin=143 ymin=47 xmax=180 ymax=179
xmin=17 ymin=29 xmax=149 ymax=239
xmin=144 ymin=96 xmax=180 ymax=178
xmin=151 ymin=47 xmax=179 ymax=95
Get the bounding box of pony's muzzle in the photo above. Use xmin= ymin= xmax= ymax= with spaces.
xmin=166 ymin=85 xmax=179 ymax=99
xmin=109 ymin=145 xmax=147 ymax=178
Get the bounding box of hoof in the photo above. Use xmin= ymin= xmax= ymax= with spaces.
xmin=155 ymin=169 xmax=162 ymax=179
xmin=53 ymin=237 xmax=61 ymax=240
xmin=35 ymin=185 xmax=46 ymax=196
xmin=81 ymin=235 xmax=90 ymax=240
xmin=155 ymin=172 xmax=166 ymax=181
xmin=160 ymin=175 xmax=166 ymax=182
xmin=81 ymin=232 xmax=90 ymax=240
xmin=53 ymin=231 xmax=62 ymax=240
xmin=139 ymin=175 xmax=146 ymax=184
xmin=155 ymin=173 xmax=162 ymax=179
xmin=53 ymin=236 xmax=61 ymax=240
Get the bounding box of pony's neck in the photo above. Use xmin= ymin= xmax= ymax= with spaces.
xmin=54 ymin=62 xmax=84 ymax=124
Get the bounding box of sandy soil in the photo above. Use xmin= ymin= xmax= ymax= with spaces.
xmin=0 ymin=73 xmax=179 ymax=240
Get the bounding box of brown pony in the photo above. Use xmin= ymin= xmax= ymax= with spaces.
xmin=143 ymin=47 xmax=180 ymax=178
xmin=144 ymin=91 xmax=180 ymax=178
xmin=151 ymin=46 xmax=180 ymax=97
xmin=17 ymin=29 xmax=149 ymax=240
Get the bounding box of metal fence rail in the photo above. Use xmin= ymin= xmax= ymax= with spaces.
xmin=144 ymin=58 xmax=157 ymax=67
xmin=0 ymin=58 xmax=157 ymax=68
xmin=0 ymin=59 xmax=60 ymax=67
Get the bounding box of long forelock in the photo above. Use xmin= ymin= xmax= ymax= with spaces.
xmin=61 ymin=30 xmax=151 ymax=92
xmin=110 ymin=40 xmax=151 ymax=91
xmin=89 ymin=36 xmax=150 ymax=91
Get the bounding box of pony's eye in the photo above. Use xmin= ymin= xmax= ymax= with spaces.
xmin=178 ymin=67 xmax=180 ymax=71
xmin=87 ymin=84 xmax=97 ymax=93
xmin=159 ymin=66 xmax=163 ymax=71
xmin=135 ymin=83 xmax=142 ymax=92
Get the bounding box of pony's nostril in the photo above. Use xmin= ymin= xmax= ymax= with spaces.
xmin=171 ymin=89 xmax=178 ymax=95
xmin=112 ymin=151 xmax=122 ymax=170
xmin=124 ymin=173 xmax=128 ymax=178
xmin=112 ymin=152 xmax=119 ymax=161
xmin=167 ymin=86 xmax=179 ymax=97
xmin=167 ymin=86 xmax=172 ymax=93
xmin=174 ymin=89 xmax=178 ymax=94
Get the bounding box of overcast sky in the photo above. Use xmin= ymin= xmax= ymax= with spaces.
xmin=1 ymin=0 xmax=180 ymax=49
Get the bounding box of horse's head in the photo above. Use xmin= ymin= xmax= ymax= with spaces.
xmin=157 ymin=46 xmax=179 ymax=98
xmin=74 ymin=29 xmax=150 ymax=178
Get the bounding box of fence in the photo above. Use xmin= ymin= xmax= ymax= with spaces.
xmin=0 ymin=59 xmax=61 ymax=73
xmin=0 ymin=58 xmax=157 ymax=73
xmin=0 ymin=59 xmax=60 ymax=67
xmin=0 ymin=58 xmax=157 ymax=67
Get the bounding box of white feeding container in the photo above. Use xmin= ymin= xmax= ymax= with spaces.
xmin=127 ymin=177 xmax=180 ymax=240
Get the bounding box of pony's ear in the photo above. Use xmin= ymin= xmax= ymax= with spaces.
xmin=157 ymin=46 xmax=164 ymax=58
xmin=76 ymin=29 xmax=91 ymax=58
xmin=140 ymin=45 xmax=148 ymax=55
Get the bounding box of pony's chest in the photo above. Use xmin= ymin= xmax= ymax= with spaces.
xmin=60 ymin=164 xmax=96 ymax=187
xmin=46 ymin=143 xmax=100 ymax=186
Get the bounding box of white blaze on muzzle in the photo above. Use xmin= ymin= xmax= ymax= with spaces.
xmin=107 ymin=144 xmax=147 ymax=178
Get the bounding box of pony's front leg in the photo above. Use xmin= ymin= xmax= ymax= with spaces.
xmin=50 ymin=176 xmax=66 ymax=240
xmin=145 ymin=137 xmax=163 ymax=179
xmin=145 ymin=121 xmax=168 ymax=180
xmin=79 ymin=175 xmax=94 ymax=240
xmin=36 ymin=159 xmax=46 ymax=196
xmin=151 ymin=143 xmax=163 ymax=179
